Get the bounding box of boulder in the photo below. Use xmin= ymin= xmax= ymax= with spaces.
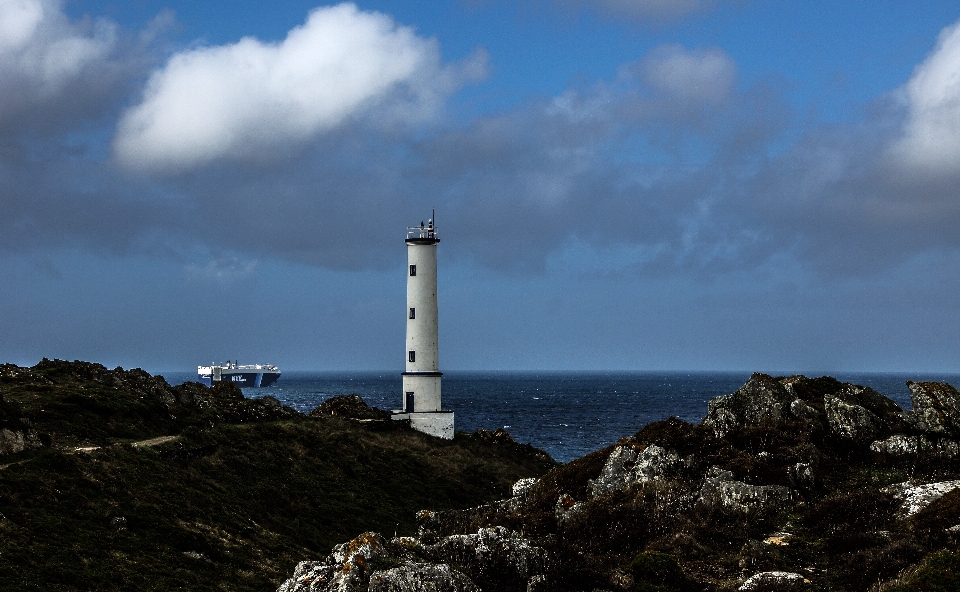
xmin=907 ymin=382 xmax=960 ymax=438
xmin=869 ymin=434 xmax=960 ymax=459
xmin=739 ymin=571 xmax=810 ymax=591
xmin=870 ymin=434 xmax=919 ymax=457
xmin=834 ymin=384 xmax=904 ymax=421
xmin=698 ymin=467 xmax=794 ymax=515
xmin=586 ymin=444 xmax=685 ymax=497
xmin=702 ymin=373 xmax=794 ymax=437
xmin=789 ymin=399 xmax=819 ymax=422
xmin=511 ymin=477 xmax=538 ymax=498
xmin=883 ymin=480 xmax=960 ymax=518
xmin=0 ymin=427 xmax=42 ymax=456
xmin=823 ymin=394 xmax=882 ymax=443
xmin=424 ymin=526 xmax=549 ymax=585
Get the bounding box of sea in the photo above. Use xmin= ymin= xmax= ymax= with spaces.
xmin=159 ymin=371 xmax=960 ymax=463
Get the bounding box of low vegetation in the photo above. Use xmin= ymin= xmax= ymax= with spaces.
xmin=0 ymin=360 xmax=555 ymax=591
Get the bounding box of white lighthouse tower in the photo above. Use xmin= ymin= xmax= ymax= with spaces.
xmin=392 ymin=213 xmax=454 ymax=439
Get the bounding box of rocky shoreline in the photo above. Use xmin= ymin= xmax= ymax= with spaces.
xmin=277 ymin=373 xmax=960 ymax=592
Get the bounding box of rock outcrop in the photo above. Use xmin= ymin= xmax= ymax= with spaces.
xmin=279 ymin=373 xmax=960 ymax=592
xmin=702 ymin=373 xmax=794 ymax=437
xmin=276 ymin=528 xmax=548 ymax=592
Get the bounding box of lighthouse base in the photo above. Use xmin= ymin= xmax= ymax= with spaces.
xmin=391 ymin=411 xmax=454 ymax=440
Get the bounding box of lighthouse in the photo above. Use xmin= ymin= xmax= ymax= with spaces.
xmin=392 ymin=213 xmax=454 ymax=439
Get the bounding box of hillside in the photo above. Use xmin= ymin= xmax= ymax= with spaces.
xmin=0 ymin=360 xmax=556 ymax=591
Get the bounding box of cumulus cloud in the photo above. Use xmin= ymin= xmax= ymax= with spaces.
xmin=0 ymin=0 xmax=122 ymax=123
xmin=114 ymin=2 xmax=484 ymax=171
xmin=891 ymin=20 xmax=960 ymax=176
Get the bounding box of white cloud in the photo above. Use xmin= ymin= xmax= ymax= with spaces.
xmin=0 ymin=0 xmax=118 ymax=113
xmin=892 ymin=20 xmax=960 ymax=175
xmin=114 ymin=2 xmax=480 ymax=172
xmin=641 ymin=45 xmax=736 ymax=104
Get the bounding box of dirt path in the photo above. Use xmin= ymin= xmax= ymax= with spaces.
xmin=73 ymin=435 xmax=179 ymax=454
xmin=1 ymin=435 xmax=180 ymax=470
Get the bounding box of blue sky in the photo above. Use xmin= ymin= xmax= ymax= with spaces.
xmin=2 ymin=0 xmax=960 ymax=374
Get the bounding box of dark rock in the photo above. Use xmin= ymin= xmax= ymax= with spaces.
xmin=702 ymin=373 xmax=794 ymax=437
xmin=473 ymin=427 xmax=516 ymax=443
xmin=310 ymin=394 xmax=390 ymax=420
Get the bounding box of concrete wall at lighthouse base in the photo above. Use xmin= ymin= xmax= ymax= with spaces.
xmin=392 ymin=411 xmax=454 ymax=439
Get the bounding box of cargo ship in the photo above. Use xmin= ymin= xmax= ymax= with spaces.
xmin=197 ymin=361 xmax=280 ymax=388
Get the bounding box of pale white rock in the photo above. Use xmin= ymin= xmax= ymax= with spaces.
xmin=884 ymin=480 xmax=960 ymax=517
xmin=587 ymin=444 xmax=684 ymax=497
xmin=698 ymin=470 xmax=793 ymax=515
xmin=739 ymin=571 xmax=809 ymax=590
xmin=870 ymin=434 xmax=919 ymax=456
xmin=512 ymin=478 xmax=538 ymax=498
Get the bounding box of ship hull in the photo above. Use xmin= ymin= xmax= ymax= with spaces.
xmin=197 ymin=370 xmax=280 ymax=388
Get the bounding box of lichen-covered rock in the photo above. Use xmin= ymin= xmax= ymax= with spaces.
xmin=698 ymin=469 xmax=793 ymax=515
xmin=824 ymin=394 xmax=882 ymax=443
xmin=870 ymin=433 xmax=960 ymax=460
xmin=789 ymin=399 xmax=819 ymax=422
xmin=702 ymin=373 xmax=794 ymax=437
xmin=738 ymin=571 xmax=810 ymax=591
xmin=835 ymin=384 xmax=904 ymax=421
xmin=587 ymin=443 xmax=685 ymax=497
xmin=908 ymin=381 xmax=960 ymax=438
xmin=870 ymin=434 xmax=919 ymax=457
xmin=884 ymin=480 xmax=960 ymax=518
xmin=276 ymin=532 xmax=389 ymax=592
xmin=368 ymin=562 xmax=479 ymax=592
xmin=424 ymin=526 xmax=549 ymax=588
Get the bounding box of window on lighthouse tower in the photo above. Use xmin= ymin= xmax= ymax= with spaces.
xmin=409 ymin=351 xmax=416 ymax=363
xmin=409 ymin=308 xmax=416 ymax=319
xmin=409 ymin=265 xmax=416 ymax=276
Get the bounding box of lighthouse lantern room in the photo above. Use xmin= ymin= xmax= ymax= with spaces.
xmin=392 ymin=213 xmax=454 ymax=439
